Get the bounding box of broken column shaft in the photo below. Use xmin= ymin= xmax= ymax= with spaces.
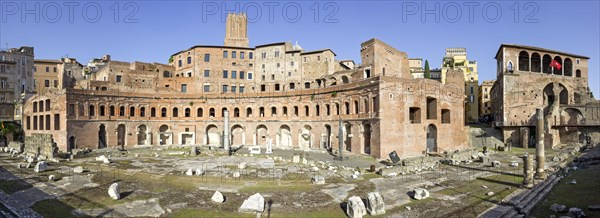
xmin=522 ymin=153 xmax=534 ymax=188
xmin=535 ymin=108 xmax=546 ymax=179
xmin=224 ymin=110 xmax=230 ymax=151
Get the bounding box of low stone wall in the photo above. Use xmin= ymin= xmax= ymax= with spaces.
xmin=24 ymin=134 xmax=58 ymax=159
xmin=8 ymin=141 xmax=24 ymax=153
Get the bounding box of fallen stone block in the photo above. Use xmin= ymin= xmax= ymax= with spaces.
xmin=412 ymin=188 xmax=429 ymax=200
xmin=346 ymin=196 xmax=367 ymax=218
xmin=366 ymin=192 xmax=385 ymax=216
xmin=211 ymin=191 xmax=225 ymax=203
xmin=108 ymin=183 xmax=120 ymax=200
xmin=239 ymin=193 xmax=264 ymax=213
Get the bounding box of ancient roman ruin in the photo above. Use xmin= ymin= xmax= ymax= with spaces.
xmin=1 ymin=10 xmax=599 ymax=218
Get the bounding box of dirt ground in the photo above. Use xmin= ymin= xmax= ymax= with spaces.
xmin=0 ymin=143 xmax=587 ymax=217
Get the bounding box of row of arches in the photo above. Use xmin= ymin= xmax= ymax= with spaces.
xmin=516 ymin=51 xmax=581 ymax=77
xmin=80 ymin=122 xmax=377 ymax=155
xmin=77 ymin=98 xmax=377 ymax=119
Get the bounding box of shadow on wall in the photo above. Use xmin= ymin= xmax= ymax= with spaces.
xmin=469 ymin=127 xmax=504 ymax=148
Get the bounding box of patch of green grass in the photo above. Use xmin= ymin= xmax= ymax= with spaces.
xmin=167 ymin=208 xmax=256 ymax=218
xmin=0 ymin=179 xmax=33 ymax=194
xmin=31 ymin=199 xmax=86 ymax=218
xmin=531 ymin=164 xmax=600 ymax=218
xmin=434 ymin=174 xmax=522 ymax=217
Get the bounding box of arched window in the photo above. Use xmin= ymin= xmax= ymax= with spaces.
xmin=518 ymin=51 xmax=529 ymax=71
xmin=259 ymin=107 xmax=265 ymax=117
xmin=293 ymin=106 xmax=299 ymax=116
xmin=209 ymin=108 xmax=215 ymax=117
xmin=531 ymin=53 xmax=541 ymax=72
xmin=172 ymin=107 xmax=179 ymax=117
xmin=161 ymin=108 xmax=167 ymax=117
xmin=564 ymin=58 xmax=573 ymax=76
xmin=197 ymin=108 xmax=203 ymax=117
xmin=271 ymin=107 xmax=277 ymax=116
xmin=140 ymin=107 xmax=146 ymax=117
xmin=130 ymin=107 xmax=135 ymax=116
xmin=246 ymin=108 xmax=253 ymax=117
xmin=354 ymin=101 xmax=359 ymax=114
xmin=553 ymin=56 xmax=563 ymax=75
xmin=185 ymin=108 xmax=191 ymax=117
xmin=151 ymin=107 xmax=156 ymax=117
xmin=282 ymin=106 xmax=288 ymax=116
xmin=345 ymin=102 xmax=350 ymax=114
xmin=316 ymin=105 xmax=320 ymax=116
xmin=89 ymin=105 xmax=95 ymax=116
xmin=119 ymin=106 xmax=125 ymax=116
xmin=221 ymin=108 xmax=227 ymax=117
xmin=326 ymin=104 xmax=331 ymax=116
xmin=187 ymin=56 xmax=192 ymax=64
xmin=234 ymin=108 xmax=240 ymax=117
xmin=542 ymin=54 xmax=552 ymax=74
xmin=304 ymin=105 xmax=310 ymax=116
xmin=110 ymin=106 xmax=115 ymax=116
xmin=576 ymin=69 xmax=581 ymax=77
xmin=99 ymin=105 xmax=105 ymax=116
xmin=507 ymin=61 xmax=513 ymax=72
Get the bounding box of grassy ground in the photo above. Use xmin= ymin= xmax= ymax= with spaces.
xmin=0 ymin=179 xmax=33 ymax=194
xmin=530 ymin=164 xmax=600 ymax=218
xmin=431 ymin=174 xmax=523 ymax=217
xmin=31 ymin=199 xmax=89 ymax=218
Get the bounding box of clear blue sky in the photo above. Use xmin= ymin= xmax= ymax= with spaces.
xmin=1 ymin=1 xmax=598 ymax=96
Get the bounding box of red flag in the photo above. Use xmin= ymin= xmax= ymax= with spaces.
xmin=550 ymin=59 xmax=562 ymax=70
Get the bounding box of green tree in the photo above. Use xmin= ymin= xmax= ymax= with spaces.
xmin=424 ymin=60 xmax=431 ymax=78
xmin=0 ymin=122 xmax=18 ymax=136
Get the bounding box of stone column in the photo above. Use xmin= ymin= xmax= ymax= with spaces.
xmin=522 ymin=153 xmax=534 ymax=188
xmin=223 ymin=110 xmax=230 ymax=151
xmin=535 ymin=108 xmax=546 ymax=179
xmin=338 ymin=119 xmax=344 ymax=160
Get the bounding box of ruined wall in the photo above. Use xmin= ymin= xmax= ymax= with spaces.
xmin=23 ymin=133 xmax=58 ymax=158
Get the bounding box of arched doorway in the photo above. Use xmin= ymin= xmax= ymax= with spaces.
xmin=159 ymin=125 xmax=172 ymax=145
xmin=344 ymin=122 xmax=352 ymax=152
xmin=206 ymin=125 xmax=219 ymax=146
xmin=426 ymin=124 xmax=437 ymax=153
xmin=255 ymin=125 xmax=268 ymax=146
xmin=231 ymin=125 xmax=245 ymax=146
xmin=323 ymin=124 xmax=331 ymax=150
xmin=117 ymin=124 xmax=126 ymax=150
xmin=69 ymin=136 xmax=76 ymax=152
xmin=363 ymin=124 xmax=371 ymax=155
xmin=300 ymin=125 xmax=312 ymax=149
xmin=98 ymin=125 xmax=106 ymax=149
xmin=137 ymin=125 xmax=148 ymax=145
xmin=279 ymin=125 xmax=292 ymax=148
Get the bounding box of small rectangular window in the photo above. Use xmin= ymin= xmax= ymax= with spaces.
xmin=116 ymin=75 xmax=122 ymax=83
xmin=248 ymin=73 xmax=253 ymax=80
xmin=240 ymin=52 xmax=245 ymax=59
xmin=223 ymin=70 xmax=228 ymax=78
xmin=239 ymin=86 xmax=245 ymax=93
xmin=231 ymin=86 xmax=237 ymax=93
xmin=44 ymin=80 xmax=50 ymax=87
xmin=232 ymin=51 xmax=237 ymax=58
xmin=223 ymin=51 xmax=228 ymax=58
xmin=181 ymin=84 xmax=187 ymax=93
xmin=204 ymin=70 xmax=210 ymax=77
xmin=222 ymin=85 xmax=228 ymax=93
xmin=203 ymin=85 xmax=210 ymax=92
xmin=231 ymin=71 xmax=237 ymax=79
xmin=240 ymin=71 xmax=245 ymax=79
xmin=249 ymin=52 xmax=253 ymax=59
xmin=204 ymin=54 xmax=210 ymax=62
xmin=46 ymin=67 xmax=49 ymax=72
